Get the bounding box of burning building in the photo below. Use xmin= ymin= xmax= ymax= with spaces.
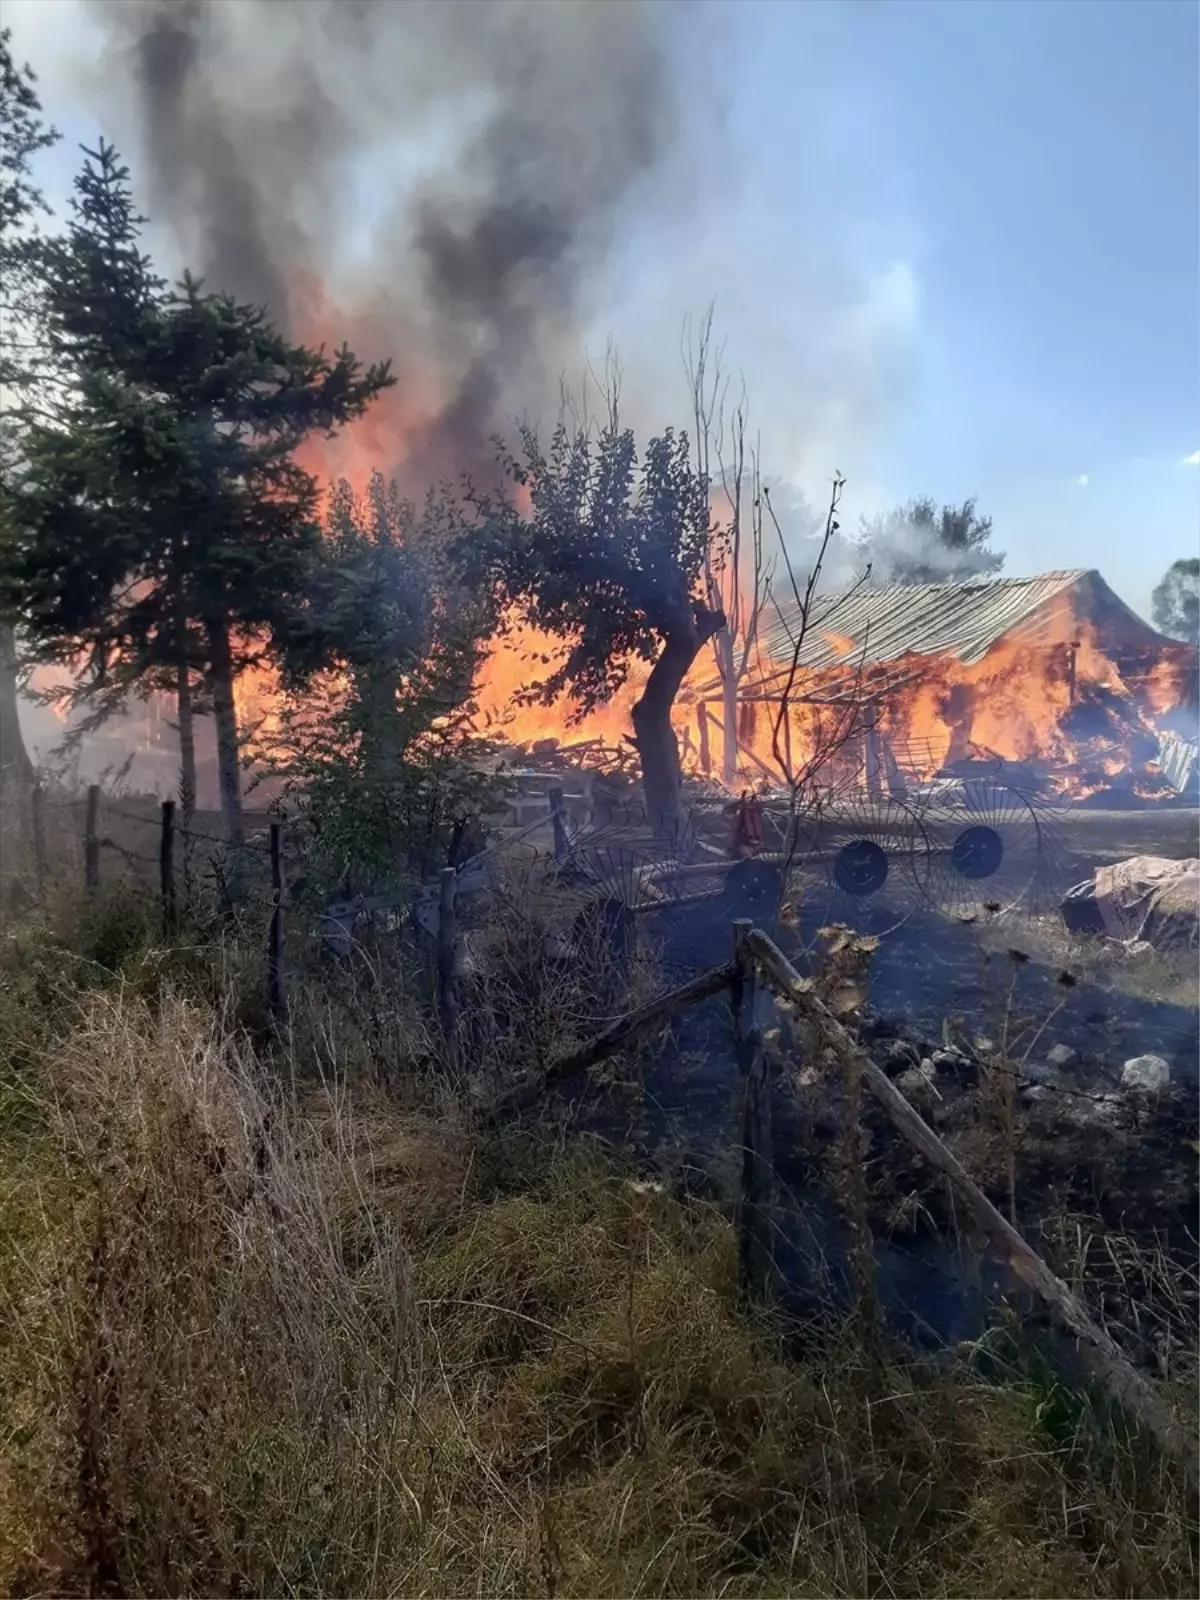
xmin=691 ymin=568 xmax=1198 ymax=804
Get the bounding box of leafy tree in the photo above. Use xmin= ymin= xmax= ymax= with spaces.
xmin=856 ymin=496 xmax=1003 ymax=586
xmin=0 ymin=28 xmax=59 ymax=794
xmin=259 ymin=473 xmax=497 ymax=895
xmin=1150 ymin=558 xmax=1199 ymax=645
xmin=4 ymin=141 xmax=394 ymax=863
xmin=478 ymin=416 xmax=724 ymax=832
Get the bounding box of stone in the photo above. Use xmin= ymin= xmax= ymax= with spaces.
xmin=931 ymin=1047 xmax=969 ymax=1073
xmin=1023 ymin=1060 xmax=1068 ymax=1089
xmin=1020 ymin=1084 xmax=1052 ymax=1103
xmin=1121 ymin=1054 xmax=1170 ymax=1093
xmin=1045 ymin=1044 xmax=1078 ymax=1069
xmin=897 ymin=1063 xmax=938 ymax=1104
xmin=1095 ymin=857 xmax=1199 ymax=950
xmin=883 ymin=1038 xmax=921 ymax=1072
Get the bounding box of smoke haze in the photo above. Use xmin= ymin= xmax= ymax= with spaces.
xmin=86 ymin=0 xmax=701 ymax=489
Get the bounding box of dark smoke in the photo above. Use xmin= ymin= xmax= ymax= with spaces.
xmin=87 ymin=0 xmax=700 ymax=488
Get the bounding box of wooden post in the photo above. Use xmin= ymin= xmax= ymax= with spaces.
xmin=84 ymin=784 xmax=100 ymax=893
xmin=160 ymin=800 xmax=177 ymax=938
xmin=548 ymin=785 xmax=568 ymax=860
xmin=732 ymin=919 xmax=774 ymax=1300
xmin=1067 ymin=639 xmax=1080 ymax=705
xmin=864 ymin=704 xmax=882 ymax=799
xmin=488 ymin=960 xmax=737 ymax=1119
xmin=436 ymin=865 xmax=459 ymax=1063
xmin=697 ymin=702 xmax=711 ymax=776
xmin=267 ymin=821 xmax=286 ymax=1027
xmin=31 ymin=779 xmax=47 ymax=901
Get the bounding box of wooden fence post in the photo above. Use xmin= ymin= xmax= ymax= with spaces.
xmin=267 ymin=821 xmax=287 ymax=1027
xmin=160 ymin=800 xmax=177 ymax=938
xmin=437 ymin=865 xmax=459 ymax=1063
xmin=548 ymin=785 xmax=568 ymax=860
xmin=84 ymin=784 xmax=100 ymax=894
xmin=732 ymin=918 xmax=774 ymax=1300
xmin=31 ymin=778 xmax=47 ymax=901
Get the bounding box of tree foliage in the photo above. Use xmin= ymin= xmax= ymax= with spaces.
xmin=482 ymin=420 xmax=718 ymax=714
xmin=0 ymin=27 xmax=60 ymax=793
xmin=1 ymin=138 xmax=394 ymax=847
xmin=1150 ymin=558 xmax=1200 ymax=645
xmin=856 ymin=496 xmax=1003 ymax=586
xmin=476 ymin=415 xmax=723 ymax=828
xmin=258 ymin=473 xmax=498 ymax=896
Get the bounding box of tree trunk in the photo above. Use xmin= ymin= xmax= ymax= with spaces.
xmin=632 ymin=604 xmax=725 ymax=837
xmin=0 ymin=622 xmax=34 ymax=796
xmin=205 ymin=613 xmax=244 ymax=876
xmin=357 ymin=660 xmax=403 ymax=781
xmin=176 ymin=655 xmax=197 ymax=828
xmin=720 ymin=637 xmax=739 ymax=787
xmin=171 ymin=546 xmax=197 ymax=829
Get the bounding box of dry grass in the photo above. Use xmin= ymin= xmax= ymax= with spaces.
xmin=978 ymin=913 xmax=1200 ymax=1011
xmin=1 ymin=954 xmax=1195 ymax=1599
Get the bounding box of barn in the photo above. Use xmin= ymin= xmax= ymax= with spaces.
xmin=689 ymin=569 xmax=1198 ymax=801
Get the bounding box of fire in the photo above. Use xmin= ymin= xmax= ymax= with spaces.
xmin=469 ymin=623 xmax=698 ymax=759
xmin=821 ymin=630 xmax=856 ymax=660
xmin=698 ymin=600 xmax=1195 ymax=800
xmin=30 ymin=262 xmax=1193 ymax=808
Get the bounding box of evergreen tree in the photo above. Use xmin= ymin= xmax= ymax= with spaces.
xmin=3 ymin=140 xmax=394 ymax=865
xmin=0 ymin=28 xmax=59 ymax=794
xmin=262 ymin=472 xmax=495 ymax=893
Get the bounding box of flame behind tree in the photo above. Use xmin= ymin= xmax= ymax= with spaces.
xmin=477 ymin=392 xmax=724 ymax=834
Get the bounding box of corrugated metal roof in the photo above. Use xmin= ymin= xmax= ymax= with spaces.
xmin=742 ymin=569 xmax=1090 ymax=688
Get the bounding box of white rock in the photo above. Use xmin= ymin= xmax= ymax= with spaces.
xmin=1046 ymin=1043 xmax=1078 ymax=1068
xmin=898 ymin=1063 xmax=939 ymax=1103
xmin=1121 ymin=1054 xmax=1170 ymax=1093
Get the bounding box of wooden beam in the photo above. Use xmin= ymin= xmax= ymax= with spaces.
xmin=487 ymin=960 xmax=736 ymax=1117
xmin=742 ymin=926 xmax=1199 ymax=1492
xmin=701 ymin=707 xmax=784 ymax=786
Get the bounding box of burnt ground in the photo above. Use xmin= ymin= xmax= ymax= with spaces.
xmin=552 ymin=804 xmax=1198 ymax=1355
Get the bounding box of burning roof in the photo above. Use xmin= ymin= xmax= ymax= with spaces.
xmin=741 ymin=568 xmax=1188 ymax=687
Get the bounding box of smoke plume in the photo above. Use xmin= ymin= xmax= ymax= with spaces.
xmin=86 ymin=0 xmax=696 ymax=490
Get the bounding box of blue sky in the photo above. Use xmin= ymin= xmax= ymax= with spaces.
xmin=8 ymin=0 xmax=1198 ymax=620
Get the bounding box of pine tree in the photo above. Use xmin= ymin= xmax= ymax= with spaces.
xmin=4 ymin=140 xmax=395 ymax=870
xmin=263 ymin=472 xmax=494 ymax=893
xmin=0 ymin=28 xmax=60 ymax=794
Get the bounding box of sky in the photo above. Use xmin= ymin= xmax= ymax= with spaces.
xmin=5 ymin=0 xmax=1198 ymax=622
